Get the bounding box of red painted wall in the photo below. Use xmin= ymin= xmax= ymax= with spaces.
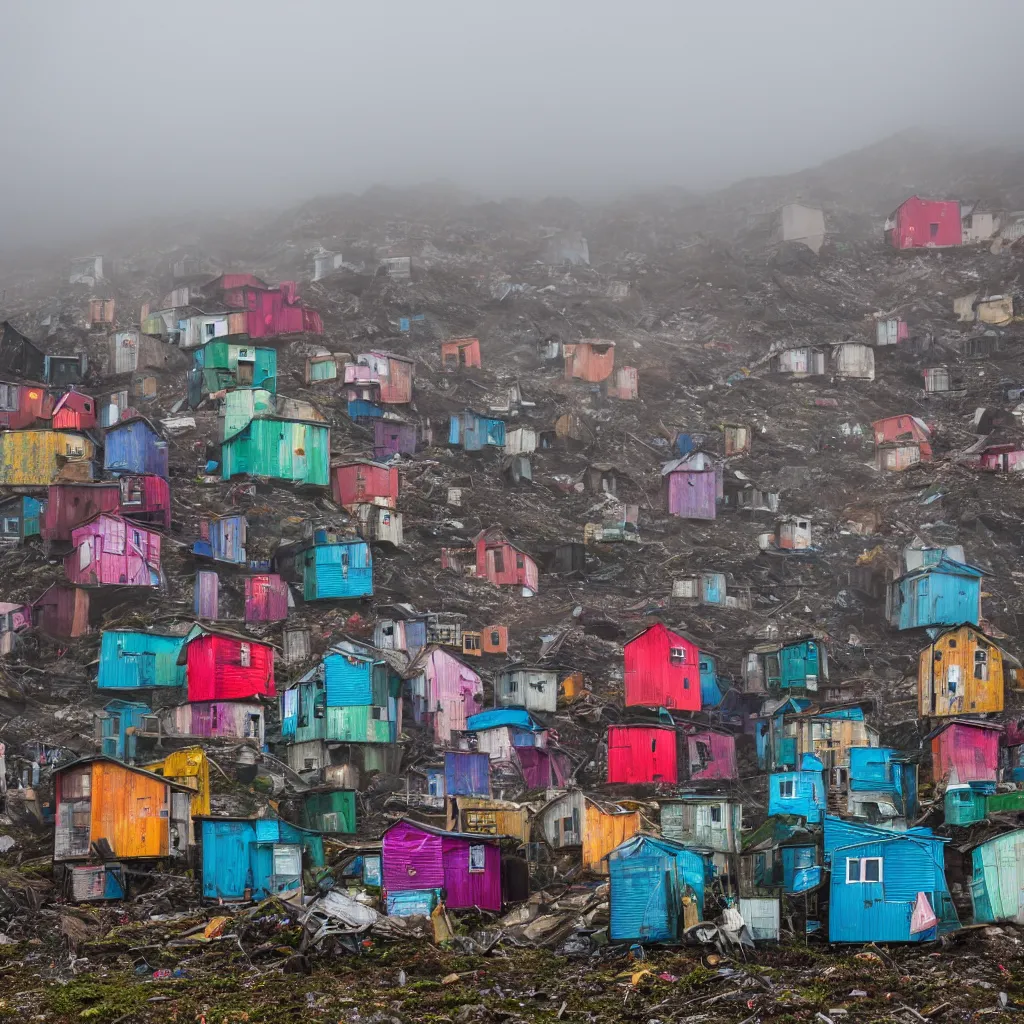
xmin=624 ymin=622 xmax=700 ymax=710
xmin=186 ymin=633 xmax=275 ymax=701
xmin=607 ymin=725 xmax=678 ymax=784
xmin=889 ymin=196 xmax=961 ymax=249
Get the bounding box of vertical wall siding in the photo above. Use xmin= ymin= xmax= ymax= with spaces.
xmin=186 ymin=634 xmax=275 ymax=701
xmin=624 ymin=624 xmax=700 ymax=709
xmin=607 ymin=726 xmax=678 ymax=784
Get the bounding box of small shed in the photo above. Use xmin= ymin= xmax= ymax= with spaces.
xmin=771 ymin=347 xmax=825 ymax=376
xmin=0 ymin=494 xmax=41 ymax=545
xmin=607 ymin=724 xmax=678 ymax=784
xmin=304 ymin=353 xmax=338 ymax=384
xmin=449 ymin=411 xmax=506 ymax=451
xmin=970 ymin=830 xmax=1024 ymax=925
xmin=181 ymin=624 xmax=275 ymax=702
xmin=923 ymin=367 xmax=951 ymax=393
xmin=194 ymin=515 xmax=247 ymax=564
xmin=296 ymin=788 xmax=357 ymax=833
xmin=662 ymin=452 xmax=721 ymax=521
xmin=979 ymin=443 xmax=1024 ymax=473
xmin=832 ymin=343 xmax=875 ymax=381
xmin=298 ymin=532 xmax=373 ymax=600
xmin=534 ymin=791 xmax=640 ymax=873
xmin=776 ymin=516 xmax=813 ymax=551
xmin=886 ymin=558 xmax=983 ymax=630
xmin=723 ymin=424 xmax=751 ymax=456
xmin=244 ymin=574 xmax=290 ymax=622
xmin=104 ymin=417 xmax=168 ymax=479
xmin=564 ymin=340 xmax=614 ymax=382
xmin=197 ymin=816 xmax=324 ymax=902
xmin=927 ymin=719 xmax=1001 ymax=786
xmin=382 ymin=819 xmax=501 ymax=913
xmin=331 ymin=461 xmax=399 ymax=509
xmin=660 ymin=797 xmax=742 ymax=853
xmin=64 ymin=514 xmax=161 ymax=587
xmin=373 ymin=420 xmax=418 ymax=460
xmin=34 ymin=584 xmax=90 ymax=637
xmin=97 ymin=629 xmax=187 ymax=690
xmin=608 ymin=835 xmax=709 ymax=943
xmin=607 ymin=366 xmax=638 ymax=400
xmin=875 ymin=317 xmax=909 ymax=346
xmin=96 ymin=699 xmax=150 ymax=760
xmin=917 ymin=624 xmax=1012 ymax=717
xmin=495 ymin=664 xmax=559 ymax=713
xmin=441 ymin=337 xmax=481 ymax=369
xmin=624 ymin=622 xmax=700 ymax=711
xmin=768 ymin=754 xmax=826 ymax=823
xmin=447 ymin=797 xmax=531 ymax=844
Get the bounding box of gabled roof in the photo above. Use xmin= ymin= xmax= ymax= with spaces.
xmin=178 ymin=623 xmax=276 ymax=662
xmin=382 ymin=816 xmax=499 ymax=843
xmin=606 ymin=831 xmax=710 ymax=861
xmin=406 ymin=644 xmax=482 ymax=681
xmin=895 ymin=556 xmax=984 ymax=583
xmin=924 ymin=718 xmax=1003 ymax=741
xmin=71 ymin=511 xmax=159 ymax=537
xmin=661 ymin=452 xmax=718 ymax=475
xmin=106 ymin=414 xmax=163 ymax=436
xmin=54 ymin=754 xmax=194 ymax=792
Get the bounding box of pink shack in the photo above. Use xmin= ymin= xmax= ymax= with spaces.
xmin=382 ymin=819 xmax=501 ymax=913
xmin=406 ymin=646 xmax=484 ymax=743
xmin=64 ymin=513 xmax=161 ymax=587
xmin=927 ymin=719 xmax=1001 ymax=785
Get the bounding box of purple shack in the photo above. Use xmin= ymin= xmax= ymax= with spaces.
xmin=373 ymin=420 xmax=418 ymax=460
xmin=382 ymin=818 xmax=501 ymax=915
xmin=662 ymin=452 xmax=722 ymax=521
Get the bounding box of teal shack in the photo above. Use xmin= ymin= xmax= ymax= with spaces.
xmin=194 ymin=340 xmax=277 ymax=393
xmin=747 ymin=638 xmax=828 ymax=695
xmin=299 ymin=532 xmax=372 ymax=600
xmin=197 ymin=816 xmax=325 ymax=901
xmin=221 ymin=416 xmax=330 ymax=486
xmin=944 ymin=781 xmax=993 ymax=825
xmin=608 ymin=834 xmax=710 ymax=943
xmin=97 ymin=629 xmax=188 ymax=690
xmin=97 ymin=699 xmax=151 ymax=760
xmin=698 ymin=652 xmax=722 ymax=707
xmin=886 ymin=557 xmax=983 ymax=630
xmin=280 ymin=641 xmax=402 ymax=745
xmin=971 ymin=830 xmax=1024 ymax=924
xmin=0 ymin=494 xmax=42 ymax=545
xmin=297 ymin=788 xmax=357 ymax=833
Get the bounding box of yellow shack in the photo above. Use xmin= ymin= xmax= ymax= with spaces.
xmin=144 ymin=746 xmax=211 ymax=816
xmin=918 ymin=624 xmax=1018 ymax=717
xmin=0 ymin=429 xmax=95 ymax=485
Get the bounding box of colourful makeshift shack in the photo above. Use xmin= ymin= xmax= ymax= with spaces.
xmin=54 ymin=756 xmax=193 ymax=863
xmin=970 ymin=830 xmax=1024 ymax=925
xmin=97 ymin=629 xmax=187 ymax=690
xmin=926 ymin=719 xmax=1001 ymax=786
xmin=441 ymin=337 xmax=481 ymax=369
xmin=917 ymin=624 xmax=1013 ymax=716
xmin=194 ymin=340 xmax=277 ymax=392
xmin=221 ymin=415 xmax=330 ymax=486
xmin=608 ymin=834 xmax=709 ymax=942
xmin=662 ymin=452 xmax=721 ymax=521
xmin=181 ymin=624 xmax=275 ymax=701
xmin=331 ymin=460 xmax=399 ymax=509
xmin=624 ymin=622 xmax=700 ymax=711
xmin=43 ymin=477 xmax=170 ymax=540
xmin=885 ymin=196 xmax=961 ymax=249
xmin=64 ymin=514 xmax=162 ymax=587
xmin=0 ymin=494 xmax=41 ymax=545
xmin=97 ymin=699 xmax=150 ymax=760
xmin=886 ymin=558 xmax=983 ymax=630
xmin=197 ymin=816 xmax=324 ymax=902
xmin=382 ymin=818 xmax=502 ymax=914
xmin=0 ymin=429 xmax=95 ymax=485
xmin=103 ymin=417 xmax=168 ymax=479
xmin=533 ymin=791 xmax=640 ymax=874
xmin=406 ymin=646 xmax=484 ymax=743
xmin=297 ymin=531 xmax=373 ymax=600
xmin=607 ymin=724 xmax=678 ymax=785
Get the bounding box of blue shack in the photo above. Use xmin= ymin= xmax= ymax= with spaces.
xmin=847 ymin=746 xmax=918 ymax=824
xmin=886 ymin=557 xmax=983 ymax=630
xmin=449 ymin=411 xmax=506 ymax=451
xmin=945 ymin=781 xmax=993 ymax=826
xmin=298 ymin=532 xmax=372 ymax=600
xmin=824 ymin=816 xmax=958 ymax=942
xmin=193 ymin=515 xmax=247 ymax=564
xmin=197 ymin=816 xmax=325 ymax=901
xmin=280 ymin=641 xmax=402 ymax=745
xmin=754 ymin=698 xmax=812 ymax=770
xmin=97 ymin=629 xmax=187 ymax=690
xmin=98 ymin=699 xmax=151 ymax=760
xmin=740 ymin=816 xmax=821 ymax=894
xmin=698 ymin=652 xmax=722 ymax=707
xmin=0 ymin=494 xmax=42 ymax=545
xmin=446 ymin=750 xmax=491 ymax=797
xmin=768 ymin=753 xmax=826 ymax=823
xmin=608 ymin=834 xmax=710 ymax=943
xmin=104 ymin=416 xmax=169 ymax=479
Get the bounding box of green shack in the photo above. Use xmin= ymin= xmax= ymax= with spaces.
xmin=195 ymin=341 xmax=277 ymax=393
xmin=298 ymin=788 xmax=357 ymax=833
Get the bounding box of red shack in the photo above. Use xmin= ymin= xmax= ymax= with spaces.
xmin=927 ymin=719 xmax=1001 ymax=785
xmin=34 ymin=584 xmax=90 ymax=637
xmin=42 ymin=477 xmax=170 ymax=541
xmin=182 ymin=624 xmax=275 ymax=702
xmin=441 ymin=338 xmax=481 ymax=370
xmin=51 ymin=390 xmax=97 ymax=431
xmin=885 ymin=196 xmax=962 ymax=250
xmin=474 ymin=527 xmax=539 ymax=593
xmin=331 ymin=460 xmax=399 ymax=509
xmin=0 ymin=380 xmax=53 ymax=430
xmin=624 ymin=622 xmax=700 ymax=711
xmin=607 ymin=724 xmax=678 ymax=784
xmin=564 ymin=340 xmax=615 ymax=383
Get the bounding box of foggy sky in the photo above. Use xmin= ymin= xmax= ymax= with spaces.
xmin=3 ymin=0 xmax=1024 ymax=246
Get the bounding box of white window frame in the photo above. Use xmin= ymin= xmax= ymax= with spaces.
xmin=846 ymin=856 xmax=882 ymax=883
xmin=239 ymin=642 xmax=251 ymax=667
xmin=669 ymin=646 xmax=687 ymax=665
xmin=778 ymin=779 xmax=795 ymax=799
xmin=468 ymin=843 xmax=486 ymax=873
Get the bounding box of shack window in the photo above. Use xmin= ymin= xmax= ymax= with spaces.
xmin=516 ymin=553 xmax=524 ymax=569
xmin=239 ymin=643 xmax=251 ymax=667
xmin=3 ymin=517 xmax=19 ymax=534
xmin=0 ymin=384 xmax=18 ymax=411
xmin=507 ymin=677 xmax=518 ymax=693
xmin=670 ymin=647 xmax=687 ymax=664
xmin=846 ymin=857 xmax=882 ymax=883
xmin=492 ymin=549 xmax=505 ymax=574
xmin=490 ymin=630 xmax=501 ymax=646
xmin=710 ymin=805 xmax=722 ymax=823
xmin=948 ymin=639 xmax=957 ymax=649
xmin=778 ymin=780 xmax=795 ymax=799
xmin=314 ymin=689 xmax=326 ymax=719
xmin=975 ymin=649 xmax=989 ymax=680
xmin=464 ymin=633 xmax=481 ymax=652
xmin=929 ymin=223 xmax=940 ymax=239
xmin=468 ymin=844 xmax=486 ymax=873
